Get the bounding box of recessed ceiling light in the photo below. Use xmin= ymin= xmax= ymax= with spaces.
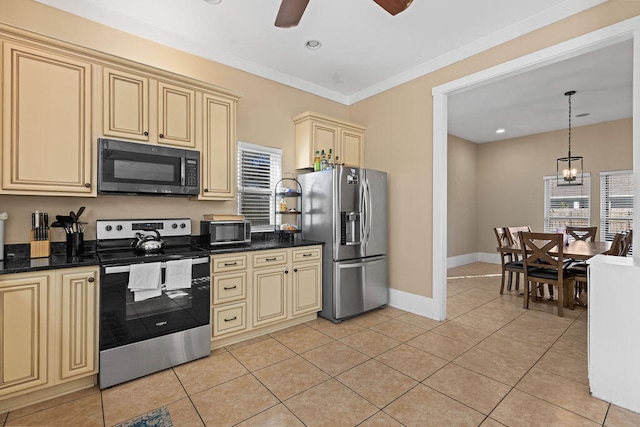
xmin=305 ymin=40 xmax=321 ymax=50
xmin=204 ymin=0 xmax=221 ymax=4
xmin=576 ymin=113 xmax=590 ymax=118
xmin=496 ymin=128 xmax=506 ymax=134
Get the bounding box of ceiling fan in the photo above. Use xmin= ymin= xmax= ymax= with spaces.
xmin=275 ymin=0 xmax=414 ymax=28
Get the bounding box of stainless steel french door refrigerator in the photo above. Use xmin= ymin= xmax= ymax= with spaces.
xmin=298 ymin=166 xmax=388 ymax=322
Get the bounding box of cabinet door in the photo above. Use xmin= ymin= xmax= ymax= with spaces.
xmin=103 ymin=67 xmax=149 ymax=141
xmin=291 ymin=261 xmax=322 ymax=316
xmin=0 ymin=274 xmax=50 ymax=397
xmin=340 ymin=127 xmax=364 ymax=167
xmin=157 ymin=81 xmax=195 ymax=148
xmin=253 ymin=267 xmax=288 ymax=327
xmin=200 ymin=93 xmax=236 ymax=199
xmin=55 ymin=268 xmax=98 ymax=383
xmin=312 ymin=121 xmax=339 ymax=165
xmin=2 ymin=42 xmax=93 ymax=195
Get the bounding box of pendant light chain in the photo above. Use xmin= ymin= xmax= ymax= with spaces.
xmin=567 ymin=91 xmax=572 ymax=157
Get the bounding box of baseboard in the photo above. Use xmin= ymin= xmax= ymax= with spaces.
xmin=389 ymin=287 xmax=442 ymax=320
xmin=447 ymin=253 xmax=479 ymax=268
xmin=478 ymin=252 xmax=501 ymax=264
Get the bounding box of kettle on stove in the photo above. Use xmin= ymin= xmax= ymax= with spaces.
xmin=133 ymin=229 xmax=164 ymax=252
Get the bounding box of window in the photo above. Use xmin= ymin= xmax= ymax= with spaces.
xmin=237 ymin=141 xmax=282 ymax=231
xmin=600 ymin=170 xmax=633 ymax=252
xmin=544 ymin=174 xmax=591 ymax=233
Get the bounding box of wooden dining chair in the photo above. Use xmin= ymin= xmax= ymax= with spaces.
xmin=606 ymin=232 xmax=626 ymax=256
xmin=519 ymin=231 xmax=576 ymax=317
xmin=494 ymin=227 xmax=522 ymax=294
xmin=566 ymin=226 xmax=597 ymax=242
xmin=621 ymin=229 xmax=633 ymax=256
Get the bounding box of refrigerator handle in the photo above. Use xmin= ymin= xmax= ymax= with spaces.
xmin=363 ymin=178 xmax=371 ymax=245
xmin=360 ymin=180 xmax=367 ymax=247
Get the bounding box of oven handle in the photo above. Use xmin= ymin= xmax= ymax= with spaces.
xmin=103 ymin=257 xmax=209 ymax=275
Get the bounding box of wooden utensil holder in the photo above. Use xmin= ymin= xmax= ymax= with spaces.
xmin=30 ymin=229 xmax=50 ymax=258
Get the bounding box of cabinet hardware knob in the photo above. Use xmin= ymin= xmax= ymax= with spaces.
xmin=159 ymin=133 xmax=164 ymax=138
xmin=84 ymin=183 xmax=91 ymax=188
xmin=143 ymin=131 xmax=149 ymax=136
xmin=223 ymin=285 xmax=237 ymax=290
xmin=302 ymin=253 xmax=312 ymax=257
xmin=223 ymin=262 xmax=237 ymax=266
xmin=224 ymin=316 xmax=237 ymax=322
xmin=285 ymin=270 xmax=289 ymax=274
xmin=266 ymin=257 xmax=277 ymax=261
xmin=294 ymin=268 xmax=298 ymax=273
xmin=204 ymin=188 xmax=209 ymax=192
xmin=88 ymin=277 xmax=95 ymax=282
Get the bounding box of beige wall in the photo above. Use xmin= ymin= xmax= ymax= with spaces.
xmin=477 ymin=118 xmax=633 ymax=254
xmin=448 ymin=135 xmax=478 ymax=257
xmin=0 ymin=0 xmax=349 ymax=244
xmin=1 ymin=1 xmax=639 ymax=301
xmin=350 ymin=1 xmax=640 ymax=298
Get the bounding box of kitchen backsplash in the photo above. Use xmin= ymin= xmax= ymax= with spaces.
xmin=0 ymin=194 xmax=237 ymax=244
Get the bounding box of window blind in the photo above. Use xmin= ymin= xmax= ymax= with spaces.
xmin=543 ymin=174 xmax=591 ymax=233
xmin=600 ymin=170 xmax=633 ymax=253
xmin=237 ymin=141 xmax=282 ymax=231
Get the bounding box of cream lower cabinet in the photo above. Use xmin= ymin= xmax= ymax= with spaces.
xmin=210 ymin=246 xmax=322 ymax=347
xmin=0 ymin=267 xmax=98 ymax=401
xmin=1 ymin=40 xmax=93 ymax=196
xmin=293 ymin=111 xmax=365 ymax=169
xmin=0 ymin=274 xmax=50 ymax=397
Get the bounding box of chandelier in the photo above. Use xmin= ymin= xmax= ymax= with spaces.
xmin=557 ymin=90 xmax=583 ymax=186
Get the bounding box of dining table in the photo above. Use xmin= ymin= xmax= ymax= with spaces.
xmin=497 ymin=239 xmax=612 ymax=261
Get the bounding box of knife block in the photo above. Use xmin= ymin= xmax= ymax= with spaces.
xmin=29 ymin=230 xmax=50 ymax=258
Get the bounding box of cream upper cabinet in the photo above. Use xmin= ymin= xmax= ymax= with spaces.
xmin=293 ymin=111 xmax=365 ymax=169
xmin=0 ymin=273 xmax=50 ymax=398
xmin=157 ymin=81 xmax=196 ymax=148
xmin=340 ymin=127 xmax=364 ymax=169
xmin=102 ymin=67 xmax=150 ymax=142
xmin=103 ymin=68 xmax=197 ymax=148
xmin=54 ymin=268 xmax=98 ymax=383
xmin=1 ymin=41 xmax=93 ymax=196
xmin=198 ymin=92 xmax=238 ymax=200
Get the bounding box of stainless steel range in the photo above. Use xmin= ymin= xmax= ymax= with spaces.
xmin=96 ymin=218 xmax=210 ymax=389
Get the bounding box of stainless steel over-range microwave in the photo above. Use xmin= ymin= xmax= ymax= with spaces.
xmin=98 ymin=138 xmax=200 ymax=196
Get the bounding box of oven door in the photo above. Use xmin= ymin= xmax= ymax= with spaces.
xmin=99 ymin=257 xmax=210 ymax=351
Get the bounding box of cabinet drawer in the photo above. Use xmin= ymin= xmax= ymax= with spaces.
xmin=253 ymin=251 xmax=288 ymax=268
xmin=292 ymin=247 xmax=321 ymax=263
xmin=212 ymin=302 xmax=246 ymax=337
xmin=213 ymin=272 xmax=246 ymax=305
xmin=212 ymin=254 xmax=247 ymax=273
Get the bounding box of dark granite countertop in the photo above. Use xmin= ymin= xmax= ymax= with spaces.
xmin=0 ymin=233 xmax=323 ymax=275
xmin=0 ymin=241 xmax=99 ymax=275
xmin=205 ymin=234 xmax=324 ymax=256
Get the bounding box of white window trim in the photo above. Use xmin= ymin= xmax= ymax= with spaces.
xmin=543 ymin=173 xmax=591 ymax=233
xmin=237 ymin=141 xmax=282 ymax=232
xmin=600 ymin=170 xmax=633 ymax=250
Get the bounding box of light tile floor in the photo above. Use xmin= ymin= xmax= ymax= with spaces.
xmin=3 ymin=262 xmax=640 ymax=426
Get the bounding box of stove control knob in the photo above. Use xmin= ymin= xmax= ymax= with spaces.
xmin=172 ymin=223 xmax=178 ymax=229
xmin=105 ymin=225 xmax=112 ymax=232
xmin=180 ymin=223 xmax=186 ymax=229
xmin=116 ymin=225 xmax=123 ymax=231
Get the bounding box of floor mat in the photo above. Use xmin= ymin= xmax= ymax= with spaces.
xmin=116 ymin=406 xmax=173 ymax=427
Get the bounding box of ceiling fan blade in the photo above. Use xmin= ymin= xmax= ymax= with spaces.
xmin=372 ymin=0 xmax=414 ymax=16
xmin=275 ymin=0 xmax=310 ymax=28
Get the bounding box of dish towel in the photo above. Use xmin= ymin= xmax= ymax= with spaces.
xmin=128 ymin=262 xmax=162 ymax=301
xmin=164 ymin=259 xmax=193 ymax=290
